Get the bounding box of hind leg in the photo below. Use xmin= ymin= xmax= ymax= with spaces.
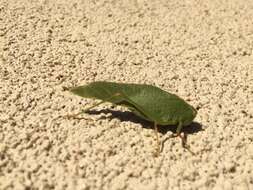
xmin=153 ymin=122 xmax=161 ymax=157
xmin=64 ymin=93 xmax=122 ymax=119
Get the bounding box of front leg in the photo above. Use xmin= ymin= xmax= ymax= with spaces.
xmin=174 ymin=121 xmax=195 ymax=155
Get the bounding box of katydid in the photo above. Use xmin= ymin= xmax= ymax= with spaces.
xmin=67 ymin=81 xmax=197 ymax=156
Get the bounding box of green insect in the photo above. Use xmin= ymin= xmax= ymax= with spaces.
xmin=67 ymin=81 xmax=197 ymax=156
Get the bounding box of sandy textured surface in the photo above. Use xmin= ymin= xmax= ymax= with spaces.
xmin=0 ymin=0 xmax=253 ymax=189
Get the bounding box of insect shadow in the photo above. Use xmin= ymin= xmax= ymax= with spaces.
xmin=85 ymin=109 xmax=203 ymax=135
xmin=85 ymin=109 xmax=203 ymax=153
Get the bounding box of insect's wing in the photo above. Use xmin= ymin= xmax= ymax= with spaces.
xmin=123 ymin=85 xmax=196 ymax=125
xmin=70 ymin=82 xmax=152 ymax=121
xmin=119 ymin=84 xmax=182 ymax=125
xmin=70 ymin=81 xmax=125 ymax=103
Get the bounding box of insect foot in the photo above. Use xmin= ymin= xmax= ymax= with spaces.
xmin=172 ymin=132 xmax=195 ymax=155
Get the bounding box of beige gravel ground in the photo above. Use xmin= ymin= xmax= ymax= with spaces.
xmin=0 ymin=0 xmax=253 ymax=189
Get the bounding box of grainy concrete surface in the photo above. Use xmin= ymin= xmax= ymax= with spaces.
xmin=0 ymin=0 xmax=252 ymax=189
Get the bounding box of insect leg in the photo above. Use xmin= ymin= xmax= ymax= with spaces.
xmin=173 ymin=121 xmax=186 ymax=146
xmin=83 ymin=92 xmax=122 ymax=112
xmin=176 ymin=121 xmax=183 ymax=135
xmin=65 ymin=93 xmax=122 ymax=119
xmin=175 ymin=121 xmax=195 ymax=155
xmin=154 ymin=122 xmax=161 ymax=157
